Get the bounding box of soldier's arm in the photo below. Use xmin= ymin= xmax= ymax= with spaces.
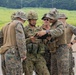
xmin=70 ymin=36 xmax=76 ymax=45
xmin=48 ymin=24 xmax=64 ymax=38
xmin=15 ymin=23 xmax=27 ymax=59
xmin=69 ymin=25 xmax=76 ymax=35
xmin=24 ymin=26 xmax=32 ymax=43
xmin=68 ymin=25 xmax=76 ymax=46
xmin=68 ymin=39 xmax=76 ymax=47
xmin=69 ymin=25 xmax=76 ymax=40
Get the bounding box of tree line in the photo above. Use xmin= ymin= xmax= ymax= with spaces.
xmin=0 ymin=0 xmax=76 ymax=10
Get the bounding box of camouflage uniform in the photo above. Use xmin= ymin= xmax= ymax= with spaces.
xmin=0 ymin=11 xmax=27 ymax=75
xmin=42 ymin=9 xmax=70 ymax=75
xmin=58 ymin=13 xmax=76 ymax=75
xmin=41 ymin=13 xmax=53 ymax=72
xmin=22 ymin=10 xmax=50 ymax=75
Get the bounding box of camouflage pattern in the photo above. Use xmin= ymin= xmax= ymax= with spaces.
xmin=40 ymin=20 xmax=57 ymax=74
xmin=49 ymin=8 xmax=59 ymax=15
xmin=43 ymin=51 xmax=51 ymax=71
xmin=23 ymin=25 xmax=50 ymax=75
xmin=40 ymin=12 xmax=62 ymax=75
xmin=58 ymin=13 xmax=68 ymax=19
xmin=58 ymin=13 xmax=76 ymax=75
xmin=48 ymin=20 xmax=64 ymax=38
xmin=2 ymin=47 xmax=23 ymax=75
xmin=1 ymin=21 xmax=26 ymax=75
xmin=43 ymin=39 xmax=58 ymax=75
xmin=42 ymin=20 xmax=63 ymax=75
xmin=49 ymin=21 xmax=76 ymax=75
xmin=46 ymin=8 xmax=59 ymax=20
xmin=45 ymin=20 xmax=70 ymax=75
xmin=27 ymin=10 xmax=38 ymax=20
xmin=1 ymin=54 xmax=6 ymax=75
xmin=69 ymin=48 xmax=75 ymax=75
xmin=56 ymin=45 xmax=69 ymax=75
xmin=63 ymin=24 xmax=76 ymax=75
xmin=11 ymin=11 xmax=27 ymax=20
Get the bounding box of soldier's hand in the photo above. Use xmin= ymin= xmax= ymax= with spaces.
xmin=37 ymin=30 xmax=46 ymax=37
xmin=21 ymin=56 xmax=26 ymax=61
xmin=43 ymin=25 xmax=50 ymax=30
xmin=67 ymin=43 xmax=72 ymax=48
xmin=30 ymin=36 xmax=36 ymax=42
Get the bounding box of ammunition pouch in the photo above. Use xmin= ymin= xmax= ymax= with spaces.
xmin=38 ymin=42 xmax=45 ymax=54
xmin=46 ymin=38 xmax=58 ymax=53
xmin=47 ymin=42 xmax=56 ymax=53
xmin=26 ymin=40 xmax=45 ymax=55
xmin=26 ymin=42 xmax=39 ymax=54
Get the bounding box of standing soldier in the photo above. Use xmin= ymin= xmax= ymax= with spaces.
xmin=22 ymin=10 xmax=50 ymax=75
xmin=0 ymin=11 xmax=27 ymax=75
xmin=40 ymin=13 xmax=51 ymax=71
xmin=37 ymin=9 xmax=70 ymax=75
xmin=58 ymin=13 xmax=76 ymax=75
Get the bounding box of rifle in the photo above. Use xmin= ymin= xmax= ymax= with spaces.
xmin=34 ymin=33 xmax=51 ymax=39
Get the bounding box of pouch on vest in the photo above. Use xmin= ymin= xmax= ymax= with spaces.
xmin=26 ymin=42 xmax=39 ymax=54
xmin=46 ymin=39 xmax=58 ymax=53
xmin=38 ymin=42 xmax=45 ymax=54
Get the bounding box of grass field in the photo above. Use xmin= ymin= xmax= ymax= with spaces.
xmin=0 ymin=7 xmax=76 ymax=29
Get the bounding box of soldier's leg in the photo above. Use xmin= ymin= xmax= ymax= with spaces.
xmin=43 ymin=50 xmax=51 ymax=71
xmin=57 ymin=45 xmax=69 ymax=75
xmin=35 ymin=55 xmax=50 ymax=75
xmin=1 ymin=54 xmax=6 ymax=75
xmin=50 ymin=53 xmax=58 ymax=75
xmin=5 ymin=48 xmax=23 ymax=75
xmin=22 ymin=60 xmax=27 ymax=74
xmin=22 ymin=58 xmax=34 ymax=75
xmin=69 ymin=48 xmax=75 ymax=75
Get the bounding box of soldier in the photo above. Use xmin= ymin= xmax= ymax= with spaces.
xmin=58 ymin=13 xmax=76 ymax=75
xmin=40 ymin=13 xmax=51 ymax=71
xmin=37 ymin=9 xmax=70 ymax=75
xmin=41 ymin=13 xmax=50 ymax=30
xmin=22 ymin=10 xmax=50 ymax=75
xmin=0 ymin=11 xmax=27 ymax=75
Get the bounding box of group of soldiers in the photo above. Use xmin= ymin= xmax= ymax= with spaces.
xmin=0 ymin=8 xmax=76 ymax=75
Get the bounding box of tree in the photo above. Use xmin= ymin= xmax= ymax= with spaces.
xmin=0 ymin=0 xmax=76 ymax=10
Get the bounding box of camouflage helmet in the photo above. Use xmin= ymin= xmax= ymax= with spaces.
xmin=46 ymin=8 xmax=59 ymax=20
xmin=41 ymin=13 xmax=47 ymax=20
xmin=11 ymin=11 xmax=27 ymax=20
xmin=27 ymin=10 xmax=38 ymax=20
xmin=58 ymin=13 xmax=68 ymax=19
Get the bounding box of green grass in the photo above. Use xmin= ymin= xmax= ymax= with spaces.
xmin=0 ymin=7 xmax=76 ymax=29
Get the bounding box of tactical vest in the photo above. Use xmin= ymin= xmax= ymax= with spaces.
xmin=0 ymin=20 xmax=20 ymax=54
xmin=24 ymin=25 xmax=45 ymax=54
xmin=44 ymin=22 xmax=74 ymax=53
xmin=45 ymin=21 xmax=66 ymax=53
xmin=51 ymin=21 xmax=67 ymax=46
xmin=64 ymin=24 xmax=73 ymax=44
xmin=41 ymin=24 xmax=57 ymax=53
xmin=56 ymin=24 xmax=74 ymax=45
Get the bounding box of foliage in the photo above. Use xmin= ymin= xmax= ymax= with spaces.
xmin=0 ymin=0 xmax=76 ymax=10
